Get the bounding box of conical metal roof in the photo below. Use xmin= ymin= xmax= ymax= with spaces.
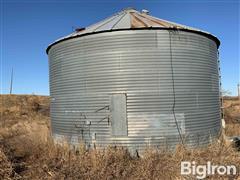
xmin=47 ymin=8 xmax=220 ymax=53
xmin=78 ymin=7 xmax=200 ymax=32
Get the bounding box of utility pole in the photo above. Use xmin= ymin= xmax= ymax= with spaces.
xmin=238 ymin=83 xmax=240 ymax=101
xmin=9 ymin=68 xmax=13 ymax=94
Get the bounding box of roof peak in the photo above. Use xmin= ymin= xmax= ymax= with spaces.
xmin=122 ymin=7 xmax=137 ymax=12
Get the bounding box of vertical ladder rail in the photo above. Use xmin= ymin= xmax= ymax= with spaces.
xmin=217 ymin=51 xmax=224 ymax=121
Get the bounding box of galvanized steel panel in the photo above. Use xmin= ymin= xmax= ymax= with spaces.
xmin=48 ymin=29 xmax=221 ymax=151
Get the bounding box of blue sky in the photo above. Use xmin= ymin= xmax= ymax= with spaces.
xmin=1 ymin=0 xmax=239 ymax=95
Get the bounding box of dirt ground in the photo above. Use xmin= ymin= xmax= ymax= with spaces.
xmin=0 ymin=94 xmax=240 ymax=179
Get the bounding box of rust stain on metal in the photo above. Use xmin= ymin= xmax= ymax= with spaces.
xmin=127 ymin=11 xmax=184 ymax=29
xmin=134 ymin=13 xmax=166 ymax=27
xmin=130 ymin=12 xmax=148 ymax=28
xmin=138 ymin=13 xmax=179 ymax=28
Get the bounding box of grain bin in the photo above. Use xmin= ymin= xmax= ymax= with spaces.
xmin=46 ymin=8 xmax=221 ymax=151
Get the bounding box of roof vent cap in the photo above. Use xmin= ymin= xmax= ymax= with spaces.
xmin=75 ymin=27 xmax=85 ymax=32
xmin=141 ymin=9 xmax=149 ymax=15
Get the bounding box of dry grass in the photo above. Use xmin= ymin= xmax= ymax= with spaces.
xmin=224 ymin=97 xmax=240 ymax=137
xmin=0 ymin=94 xmax=240 ymax=179
xmin=225 ymin=123 xmax=240 ymax=137
xmin=223 ymin=97 xmax=240 ymax=124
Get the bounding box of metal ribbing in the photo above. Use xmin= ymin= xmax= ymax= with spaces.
xmin=48 ymin=29 xmax=221 ymax=150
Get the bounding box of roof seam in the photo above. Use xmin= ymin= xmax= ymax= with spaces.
xmin=130 ymin=12 xmax=148 ymax=27
xmin=132 ymin=13 xmax=153 ymax=27
xmin=92 ymin=13 xmax=120 ymax=32
xmin=111 ymin=11 xmax=128 ymax=29
xmin=86 ymin=10 xmax=125 ymax=32
xmin=136 ymin=13 xmax=167 ymax=27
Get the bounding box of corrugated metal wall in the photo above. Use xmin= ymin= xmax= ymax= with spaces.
xmin=48 ymin=29 xmax=221 ymax=151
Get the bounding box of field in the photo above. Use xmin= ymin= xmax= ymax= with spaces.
xmin=0 ymin=95 xmax=240 ymax=179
